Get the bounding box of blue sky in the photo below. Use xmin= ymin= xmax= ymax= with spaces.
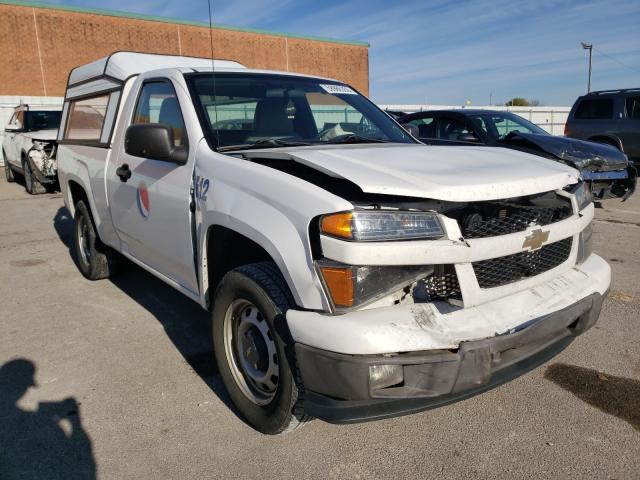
xmin=45 ymin=0 xmax=640 ymax=106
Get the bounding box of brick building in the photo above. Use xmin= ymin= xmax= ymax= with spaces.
xmin=0 ymin=0 xmax=370 ymax=97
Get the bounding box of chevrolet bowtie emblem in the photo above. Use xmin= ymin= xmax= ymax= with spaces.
xmin=522 ymin=228 xmax=550 ymax=251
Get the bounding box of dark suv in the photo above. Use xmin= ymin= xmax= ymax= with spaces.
xmin=565 ymin=89 xmax=640 ymax=166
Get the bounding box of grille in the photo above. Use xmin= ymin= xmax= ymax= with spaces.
xmin=461 ymin=203 xmax=572 ymax=239
xmin=422 ymin=265 xmax=461 ymax=300
xmin=473 ymin=238 xmax=573 ymax=289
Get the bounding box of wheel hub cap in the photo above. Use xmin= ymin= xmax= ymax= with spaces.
xmin=78 ymin=217 xmax=91 ymax=264
xmin=224 ymin=300 xmax=279 ymax=405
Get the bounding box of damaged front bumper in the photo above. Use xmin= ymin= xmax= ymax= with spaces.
xmin=581 ymin=165 xmax=637 ymax=200
xmin=288 ymin=253 xmax=610 ymax=423
xmin=27 ymin=146 xmax=58 ymax=184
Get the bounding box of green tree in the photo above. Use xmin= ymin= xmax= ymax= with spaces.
xmin=505 ymin=97 xmax=530 ymax=106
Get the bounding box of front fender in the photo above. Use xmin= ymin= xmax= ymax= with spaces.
xmin=195 ymin=142 xmax=353 ymax=310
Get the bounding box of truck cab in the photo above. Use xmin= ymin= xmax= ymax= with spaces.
xmin=57 ymin=52 xmax=610 ymax=434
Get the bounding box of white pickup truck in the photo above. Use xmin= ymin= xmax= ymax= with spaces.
xmin=57 ymin=52 xmax=610 ymax=434
xmin=3 ymin=104 xmax=61 ymax=194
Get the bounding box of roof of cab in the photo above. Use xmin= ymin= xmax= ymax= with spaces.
xmin=68 ymin=51 xmax=245 ymax=86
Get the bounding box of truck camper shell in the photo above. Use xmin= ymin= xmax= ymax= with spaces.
xmin=65 ymin=51 xmax=245 ymax=98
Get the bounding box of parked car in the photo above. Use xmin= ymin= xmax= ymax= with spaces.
xmin=565 ymin=88 xmax=640 ymax=167
xmin=58 ymin=52 xmax=609 ymax=434
xmin=383 ymin=109 xmax=407 ymax=120
xmin=2 ymin=104 xmax=61 ymax=194
xmin=398 ymin=109 xmax=636 ymax=200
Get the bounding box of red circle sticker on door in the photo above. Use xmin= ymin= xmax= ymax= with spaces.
xmin=137 ymin=182 xmax=150 ymax=218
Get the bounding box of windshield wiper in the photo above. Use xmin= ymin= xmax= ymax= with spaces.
xmin=218 ymin=138 xmax=312 ymax=152
xmin=325 ymin=134 xmax=389 ymax=144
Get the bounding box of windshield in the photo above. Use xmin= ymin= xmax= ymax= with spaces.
xmin=25 ymin=111 xmax=61 ymax=131
xmin=469 ymin=112 xmax=547 ymax=141
xmin=187 ymin=73 xmax=415 ymax=150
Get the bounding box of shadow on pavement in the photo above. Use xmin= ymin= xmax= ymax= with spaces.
xmin=545 ymin=363 xmax=640 ymax=431
xmin=53 ymin=207 xmax=74 ymax=252
xmin=51 ymin=206 xmax=238 ymax=417
xmin=0 ymin=359 xmax=96 ymax=479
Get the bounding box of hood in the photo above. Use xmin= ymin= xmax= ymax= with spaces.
xmin=244 ymin=144 xmax=578 ymax=202
xmin=22 ymin=129 xmax=58 ymax=142
xmin=501 ymin=133 xmax=628 ymax=171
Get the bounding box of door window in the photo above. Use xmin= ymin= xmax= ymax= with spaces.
xmin=574 ymin=99 xmax=614 ymax=119
xmin=406 ymin=116 xmax=435 ymax=138
xmin=626 ymin=96 xmax=640 ymax=119
xmin=437 ymin=117 xmax=471 ymax=141
xmin=14 ymin=111 xmax=24 ymax=129
xmin=132 ymin=81 xmax=186 ymax=147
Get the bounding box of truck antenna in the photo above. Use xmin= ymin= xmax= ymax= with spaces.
xmin=207 ymin=0 xmax=221 ymax=147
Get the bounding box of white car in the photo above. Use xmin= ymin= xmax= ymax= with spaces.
xmin=2 ymin=105 xmax=61 ymax=194
xmin=57 ymin=52 xmax=610 ymax=434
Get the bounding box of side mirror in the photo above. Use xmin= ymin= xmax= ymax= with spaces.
xmin=5 ymin=125 xmax=21 ymax=133
xmin=457 ymin=133 xmax=480 ymax=143
xmin=403 ymin=124 xmax=420 ymax=137
xmin=124 ymin=124 xmax=188 ymax=165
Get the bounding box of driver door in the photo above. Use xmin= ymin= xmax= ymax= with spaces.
xmin=107 ymin=78 xmax=199 ymax=295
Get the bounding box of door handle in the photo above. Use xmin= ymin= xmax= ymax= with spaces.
xmin=116 ymin=164 xmax=132 ymax=182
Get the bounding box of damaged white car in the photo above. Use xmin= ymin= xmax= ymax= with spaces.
xmin=2 ymin=104 xmax=61 ymax=194
xmin=57 ymin=52 xmax=610 ymax=434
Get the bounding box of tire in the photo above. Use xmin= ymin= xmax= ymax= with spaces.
xmin=3 ymin=152 xmax=15 ymax=183
xmin=22 ymin=156 xmax=46 ymax=195
xmin=212 ymin=262 xmax=309 ymax=434
xmin=73 ymin=200 xmax=118 ymax=280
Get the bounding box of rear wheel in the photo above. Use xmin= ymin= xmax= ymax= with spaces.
xmin=212 ymin=262 xmax=309 ymax=434
xmin=73 ymin=200 xmax=118 ymax=280
xmin=22 ymin=156 xmax=46 ymax=195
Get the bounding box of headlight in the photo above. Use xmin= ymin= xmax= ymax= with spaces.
xmin=317 ymin=261 xmax=433 ymax=309
xmin=571 ymin=181 xmax=592 ymax=211
xmin=320 ymin=210 xmax=444 ymax=241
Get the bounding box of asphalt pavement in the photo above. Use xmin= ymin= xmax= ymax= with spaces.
xmin=0 ymin=169 xmax=638 ymax=479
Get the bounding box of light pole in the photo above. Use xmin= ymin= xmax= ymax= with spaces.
xmin=581 ymin=41 xmax=593 ymax=93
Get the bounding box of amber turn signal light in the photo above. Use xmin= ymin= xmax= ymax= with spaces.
xmin=319 ymin=266 xmax=354 ymax=308
xmin=320 ymin=212 xmax=353 ymax=239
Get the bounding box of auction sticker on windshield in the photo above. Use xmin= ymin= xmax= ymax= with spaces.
xmin=320 ymin=84 xmax=357 ymax=95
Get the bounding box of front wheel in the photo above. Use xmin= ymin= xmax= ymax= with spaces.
xmin=212 ymin=262 xmax=309 ymax=434
xmin=22 ymin=157 xmax=46 ymax=195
